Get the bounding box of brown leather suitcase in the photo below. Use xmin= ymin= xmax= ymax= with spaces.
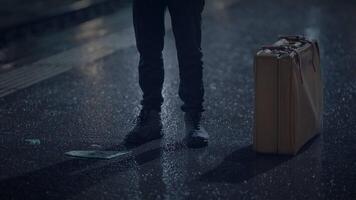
xmin=253 ymin=36 xmax=323 ymax=155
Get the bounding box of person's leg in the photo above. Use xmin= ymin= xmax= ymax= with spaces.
xmin=168 ymin=0 xmax=208 ymax=148
xmin=133 ymin=0 xmax=166 ymax=111
xmin=168 ymin=0 xmax=205 ymax=113
xmin=125 ymin=0 xmax=167 ymax=145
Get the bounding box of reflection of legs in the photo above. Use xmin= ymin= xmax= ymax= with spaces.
xmin=168 ymin=0 xmax=208 ymax=148
xmin=168 ymin=0 xmax=205 ymax=113
xmin=133 ymin=0 xmax=166 ymax=111
xmin=125 ymin=0 xmax=166 ymax=145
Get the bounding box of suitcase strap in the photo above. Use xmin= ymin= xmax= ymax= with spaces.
xmin=278 ymin=35 xmax=319 ymax=72
xmin=292 ymin=50 xmax=304 ymax=84
xmin=263 ymin=36 xmax=321 ymax=84
xmin=261 ymin=45 xmax=305 ymax=84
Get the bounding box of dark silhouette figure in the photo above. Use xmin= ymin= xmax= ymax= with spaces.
xmin=124 ymin=0 xmax=209 ymax=148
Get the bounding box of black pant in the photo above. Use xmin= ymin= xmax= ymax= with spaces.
xmin=133 ymin=0 xmax=205 ymax=113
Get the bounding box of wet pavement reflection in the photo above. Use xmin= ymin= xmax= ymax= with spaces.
xmin=0 ymin=0 xmax=356 ymax=199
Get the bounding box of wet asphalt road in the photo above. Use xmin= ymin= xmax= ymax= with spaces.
xmin=0 ymin=0 xmax=356 ymax=199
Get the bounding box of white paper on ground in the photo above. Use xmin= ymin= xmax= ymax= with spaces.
xmin=65 ymin=150 xmax=131 ymax=159
xmin=24 ymin=139 xmax=41 ymax=145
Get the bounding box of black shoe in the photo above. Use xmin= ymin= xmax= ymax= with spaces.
xmin=124 ymin=109 xmax=163 ymax=146
xmin=184 ymin=112 xmax=209 ymax=148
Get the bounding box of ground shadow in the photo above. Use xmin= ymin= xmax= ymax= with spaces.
xmin=199 ymin=137 xmax=319 ymax=184
xmin=0 ymin=140 xmax=185 ymax=200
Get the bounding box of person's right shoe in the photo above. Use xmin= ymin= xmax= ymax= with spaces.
xmin=124 ymin=109 xmax=163 ymax=146
xmin=183 ymin=112 xmax=209 ymax=148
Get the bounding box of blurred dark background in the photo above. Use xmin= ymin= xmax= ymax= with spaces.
xmin=0 ymin=0 xmax=355 ymax=199
xmin=0 ymin=0 xmax=123 ymax=43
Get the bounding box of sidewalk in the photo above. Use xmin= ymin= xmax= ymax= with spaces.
xmin=0 ymin=0 xmax=122 ymax=35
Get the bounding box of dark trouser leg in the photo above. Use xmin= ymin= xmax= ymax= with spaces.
xmin=168 ymin=0 xmax=205 ymax=113
xmin=133 ymin=0 xmax=166 ymax=111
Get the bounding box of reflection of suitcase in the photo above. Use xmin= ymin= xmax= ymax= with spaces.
xmin=253 ymin=36 xmax=323 ymax=155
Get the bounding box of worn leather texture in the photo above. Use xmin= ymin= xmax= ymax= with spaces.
xmin=253 ymin=37 xmax=323 ymax=155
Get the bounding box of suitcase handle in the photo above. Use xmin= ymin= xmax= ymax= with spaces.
xmin=278 ymin=35 xmax=306 ymax=41
xmin=261 ymin=45 xmax=290 ymax=51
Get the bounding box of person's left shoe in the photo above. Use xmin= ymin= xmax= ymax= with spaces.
xmin=183 ymin=112 xmax=209 ymax=148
